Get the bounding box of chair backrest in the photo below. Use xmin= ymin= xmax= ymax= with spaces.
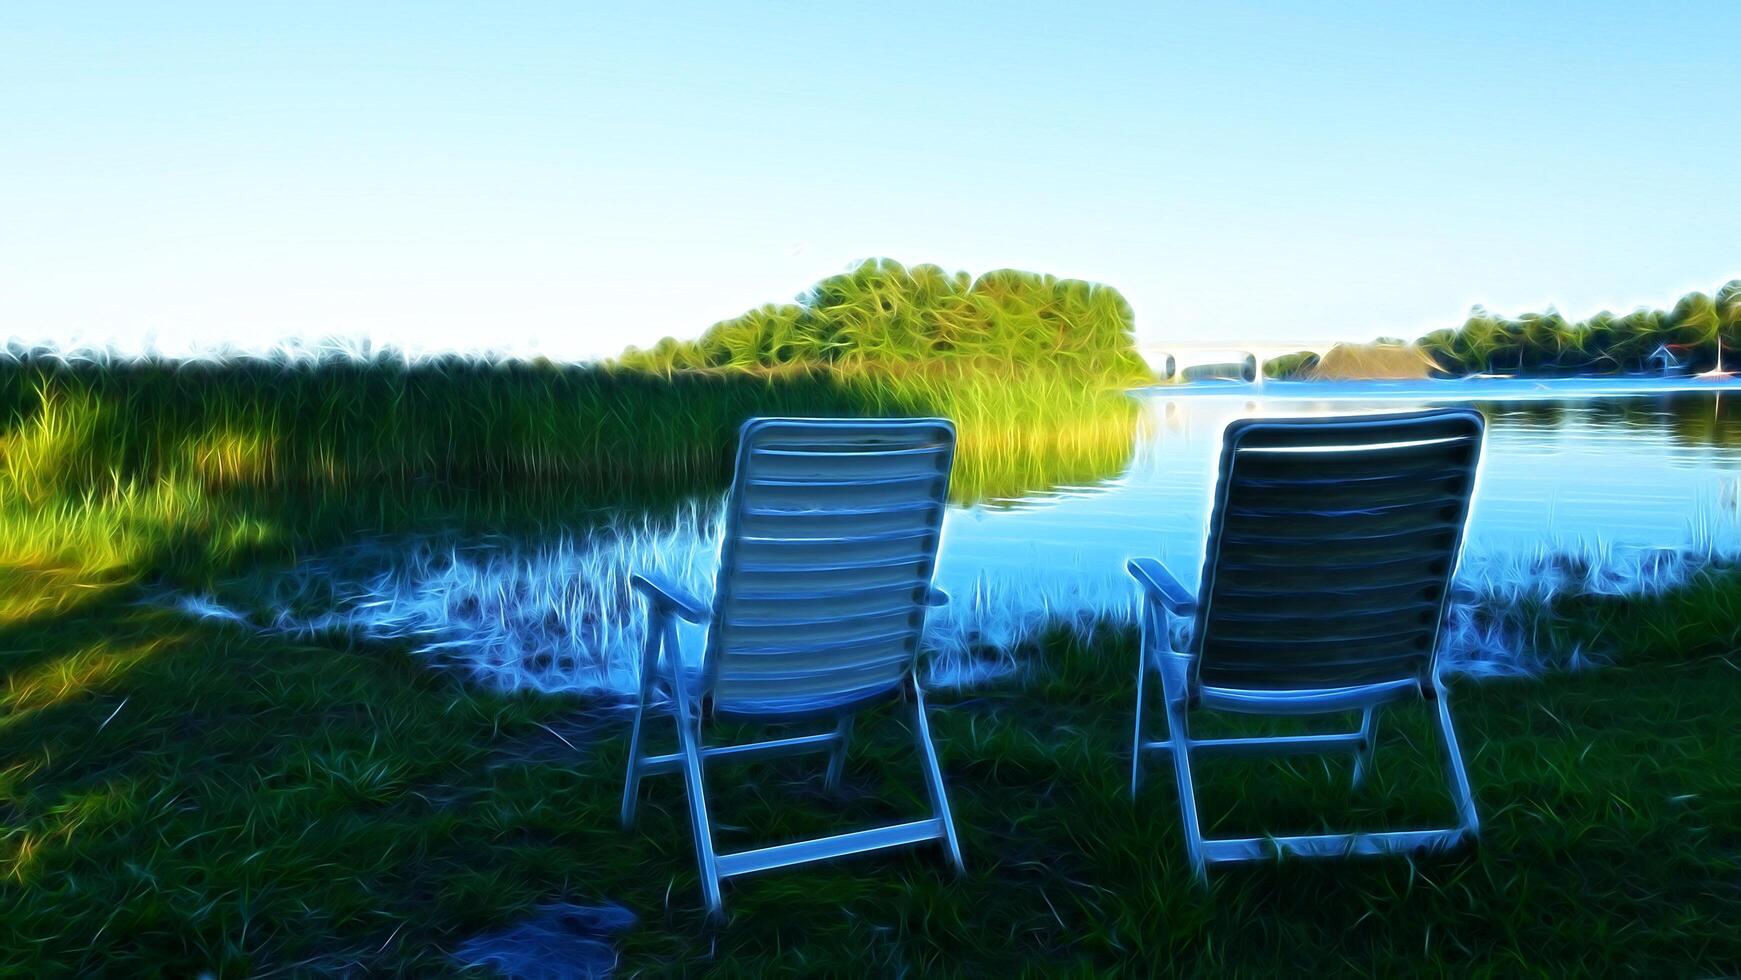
xmin=1192 ymin=408 xmax=1484 ymax=693
xmin=704 ymin=418 xmax=955 ymax=717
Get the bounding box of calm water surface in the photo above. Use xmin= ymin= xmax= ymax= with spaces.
xmin=202 ymin=376 xmax=1741 ymax=692
xmin=935 ymin=376 xmax=1741 ymax=604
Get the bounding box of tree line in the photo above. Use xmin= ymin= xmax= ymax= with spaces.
xmin=1271 ymin=280 xmax=1741 ymax=379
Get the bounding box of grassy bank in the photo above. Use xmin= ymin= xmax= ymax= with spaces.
xmin=1 ymin=261 xmax=1150 ymax=598
xmin=2 ymin=558 xmax=1738 ymax=973
xmin=0 ymin=357 xmax=1138 ymax=512
xmin=0 ymin=361 xmax=1143 ymax=635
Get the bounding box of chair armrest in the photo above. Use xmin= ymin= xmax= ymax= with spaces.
xmin=925 ymin=587 xmax=949 ymax=607
xmin=630 ymin=572 xmax=709 ymax=623
xmin=1126 ymin=557 xmax=1198 ymax=615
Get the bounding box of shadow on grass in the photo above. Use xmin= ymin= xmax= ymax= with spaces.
xmin=0 ymin=592 xmax=604 ymax=973
xmin=1 ymin=598 xmax=1737 ymax=973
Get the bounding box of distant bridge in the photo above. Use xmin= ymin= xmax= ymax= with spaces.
xmin=1138 ymin=342 xmax=1340 ymax=383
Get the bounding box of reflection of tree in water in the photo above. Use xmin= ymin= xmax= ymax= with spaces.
xmin=1483 ymin=400 xmax=1570 ymax=431
xmin=1660 ymin=394 xmax=1741 ymax=453
xmin=1586 ymin=395 xmax=1741 ymax=455
xmin=949 ymin=391 xmax=1140 ymax=505
xmin=1473 ymin=394 xmax=1741 ymax=456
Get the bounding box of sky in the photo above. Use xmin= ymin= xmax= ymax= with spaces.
xmin=4 ymin=1 xmax=1738 ymax=361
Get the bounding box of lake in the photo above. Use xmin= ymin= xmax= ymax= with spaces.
xmin=193 ymin=376 xmax=1741 ymax=692
xmin=939 ymin=375 xmax=1741 ymax=609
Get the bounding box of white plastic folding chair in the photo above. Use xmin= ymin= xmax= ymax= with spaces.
xmin=621 ymin=417 xmax=964 ymax=917
xmin=1128 ymin=408 xmax=1486 ymax=879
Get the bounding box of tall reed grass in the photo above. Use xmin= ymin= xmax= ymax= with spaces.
xmin=1 ymin=261 xmax=1149 ymax=595
xmin=0 ymin=355 xmax=1139 ymax=522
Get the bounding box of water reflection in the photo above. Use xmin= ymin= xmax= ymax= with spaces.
xmin=943 ymin=389 xmax=1143 ymax=505
xmin=170 ymin=378 xmax=1741 ymax=693
xmin=945 ymin=381 xmax=1741 ymax=598
xmin=930 ymin=379 xmax=1741 ymax=677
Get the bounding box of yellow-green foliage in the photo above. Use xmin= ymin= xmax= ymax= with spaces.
xmin=0 ymin=359 xmax=1135 ymax=511
xmin=0 ymin=261 xmax=1149 ymax=589
xmin=620 ymin=259 xmax=1148 ymax=381
xmin=1262 ymin=351 xmax=1320 ymax=380
xmin=1412 ymin=281 xmax=1741 ymax=376
xmin=0 ymin=385 xmax=104 ymax=507
xmin=614 ymin=259 xmax=1149 ymax=499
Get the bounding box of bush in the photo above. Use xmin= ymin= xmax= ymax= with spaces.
xmin=618 ymin=259 xmax=1149 ymax=383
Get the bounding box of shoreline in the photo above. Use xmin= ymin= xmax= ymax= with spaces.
xmin=1139 ymin=374 xmax=1741 ymax=401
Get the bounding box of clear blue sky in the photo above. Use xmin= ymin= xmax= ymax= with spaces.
xmin=4 ymin=2 xmax=1737 ymax=360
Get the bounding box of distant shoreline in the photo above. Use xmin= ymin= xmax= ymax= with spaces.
xmin=1138 ymin=374 xmax=1741 ymax=401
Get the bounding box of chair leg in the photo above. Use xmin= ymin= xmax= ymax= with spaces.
xmin=911 ymin=680 xmax=964 ymax=873
xmin=620 ymin=696 xmax=649 ymax=829
xmin=1151 ymin=643 xmax=1206 ymax=881
xmin=675 ymin=708 xmax=724 ymax=916
xmin=1431 ymin=681 xmax=1480 ymax=839
xmin=666 ymin=622 xmax=724 ymax=917
xmin=824 ymin=714 xmax=854 ymax=792
xmin=1162 ymin=692 xmax=1207 ymax=883
xmin=1132 ymin=603 xmax=1154 ymax=797
xmin=1352 ymin=706 xmax=1380 ymax=788
xmin=621 ymin=613 xmax=666 ymax=829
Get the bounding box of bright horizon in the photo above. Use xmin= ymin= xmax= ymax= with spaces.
xmin=4 ymin=2 xmax=1738 ymax=362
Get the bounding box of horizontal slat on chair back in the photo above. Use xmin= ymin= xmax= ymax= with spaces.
xmin=1195 ymin=409 xmax=1484 ymax=692
xmin=706 ymin=418 xmax=954 ymax=716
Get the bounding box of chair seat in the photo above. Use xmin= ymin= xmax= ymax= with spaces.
xmin=648 ymin=665 xmax=904 ymax=720
xmin=1198 ymin=677 xmax=1421 ymax=715
xmin=1147 ymin=647 xmax=1419 ymax=714
xmin=712 ymin=684 xmax=906 ymax=721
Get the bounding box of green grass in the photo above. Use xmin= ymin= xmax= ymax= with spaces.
xmin=0 ymin=356 xmax=1142 ymax=581
xmin=2 ymin=260 xmax=1152 ymax=549
xmin=0 ymin=260 xmax=1147 ymax=630
xmin=5 ymin=263 xmax=1737 ymax=972
xmin=0 ymin=360 xmax=1145 ymax=641
xmin=2 ymin=561 xmax=1737 ymax=974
